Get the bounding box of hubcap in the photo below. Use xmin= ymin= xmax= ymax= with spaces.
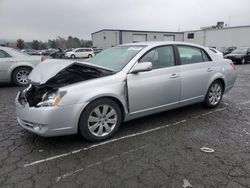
xmin=208 ymin=83 xmax=222 ymax=105
xmin=16 ymin=70 xmax=30 ymax=84
xmin=88 ymin=105 xmax=117 ymax=137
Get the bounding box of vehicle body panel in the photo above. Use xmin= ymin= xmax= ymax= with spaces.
xmin=15 ymin=41 xmax=237 ymax=137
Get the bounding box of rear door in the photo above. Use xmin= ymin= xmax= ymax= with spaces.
xmin=0 ymin=49 xmax=16 ymax=81
xmin=176 ymin=45 xmax=214 ymax=105
xmin=127 ymin=45 xmax=181 ymax=114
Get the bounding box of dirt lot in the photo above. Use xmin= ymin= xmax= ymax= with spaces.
xmin=0 ymin=64 xmax=250 ymax=188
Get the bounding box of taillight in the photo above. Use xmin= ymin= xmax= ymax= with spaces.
xmin=230 ymin=62 xmax=236 ymax=70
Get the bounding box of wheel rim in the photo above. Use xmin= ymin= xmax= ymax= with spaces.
xmin=88 ymin=105 xmax=117 ymax=137
xmin=208 ymin=83 xmax=222 ymax=105
xmin=16 ymin=70 xmax=30 ymax=84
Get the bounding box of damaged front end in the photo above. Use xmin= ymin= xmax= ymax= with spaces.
xmin=18 ymin=61 xmax=114 ymax=108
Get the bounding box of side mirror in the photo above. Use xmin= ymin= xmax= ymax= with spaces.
xmin=130 ymin=62 xmax=152 ymax=74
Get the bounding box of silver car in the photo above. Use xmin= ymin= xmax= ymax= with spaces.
xmin=16 ymin=42 xmax=237 ymax=141
xmin=0 ymin=47 xmax=41 ymax=86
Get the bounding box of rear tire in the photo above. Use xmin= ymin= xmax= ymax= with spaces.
xmin=203 ymin=80 xmax=223 ymax=108
xmin=79 ymin=98 xmax=122 ymax=142
xmin=12 ymin=67 xmax=32 ymax=86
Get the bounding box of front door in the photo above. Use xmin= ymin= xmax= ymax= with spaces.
xmin=127 ymin=45 xmax=181 ymax=114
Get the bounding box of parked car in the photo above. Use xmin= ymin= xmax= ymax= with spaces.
xmin=223 ymin=47 xmax=237 ymax=56
xmin=50 ymin=48 xmax=73 ymax=59
xmin=49 ymin=48 xmax=63 ymax=58
xmin=65 ymin=48 xmax=94 ymax=59
xmin=0 ymin=47 xmax=41 ymax=86
xmin=224 ymin=47 xmax=250 ymax=64
xmin=16 ymin=42 xmax=236 ymax=141
xmin=21 ymin=49 xmax=41 ymax=56
xmin=93 ymin=48 xmax=103 ymax=55
xmin=209 ymin=48 xmax=224 ymax=58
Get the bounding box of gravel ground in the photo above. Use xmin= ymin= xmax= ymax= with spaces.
xmin=0 ymin=64 xmax=250 ymax=188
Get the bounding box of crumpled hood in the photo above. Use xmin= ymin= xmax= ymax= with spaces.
xmin=28 ymin=59 xmax=80 ymax=84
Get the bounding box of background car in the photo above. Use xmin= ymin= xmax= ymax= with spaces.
xmin=50 ymin=48 xmax=73 ymax=58
xmin=0 ymin=47 xmax=41 ymax=86
xmin=21 ymin=49 xmax=41 ymax=56
xmin=223 ymin=46 xmax=237 ymax=55
xmin=65 ymin=48 xmax=94 ymax=59
xmin=93 ymin=48 xmax=103 ymax=55
xmin=16 ymin=42 xmax=236 ymax=141
xmin=224 ymin=47 xmax=250 ymax=64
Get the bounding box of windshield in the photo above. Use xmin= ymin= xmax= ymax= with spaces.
xmin=231 ymin=47 xmax=249 ymax=54
xmin=90 ymin=46 xmax=145 ymax=72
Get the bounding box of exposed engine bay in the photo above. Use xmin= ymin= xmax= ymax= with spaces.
xmin=18 ymin=63 xmax=114 ymax=107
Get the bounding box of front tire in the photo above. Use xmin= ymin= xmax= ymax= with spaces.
xmin=71 ymin=54 xmax=76 ymax=59
xmin=88 ymin=54 xmax=93 ymax=58
xmin=12 ymin=67 xmax=32 ymax=86
xmin=203 ymin=80 xmax=223 ymax=108
xmin=79 ymin=98 xmax=122 ymax=141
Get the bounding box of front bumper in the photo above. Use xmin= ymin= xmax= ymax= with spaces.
xmin=15 ymin=93 xmax=88 ymax=137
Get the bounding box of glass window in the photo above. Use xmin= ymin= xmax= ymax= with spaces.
xmin=139 ymin=46 xmax=175 ymax=69
xmin=0 ymin=50 xmax=11 ymax=58
xmin=187 ymin=33 xmax=194 ymax=39
xmin=178 ymin=46 xmax=204 ymax=65
xmin=201 ymin=50 xmax=211 ymax=62
xmin=90 ymin=46 xmax=144 ymax=72
xmin=76 ymin=49 xmax=83 ymax=52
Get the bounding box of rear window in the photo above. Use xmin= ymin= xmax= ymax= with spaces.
xmin=177 ymin=46 xmax=211 ymax=65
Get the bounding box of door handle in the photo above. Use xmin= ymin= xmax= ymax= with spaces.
xmin=207 ymin=68 xmax=213 ymax=72
xmin=170 ymin=73 xmax=179 ymax=78
xmin=7 ymin=60 xmax=15 ymax=63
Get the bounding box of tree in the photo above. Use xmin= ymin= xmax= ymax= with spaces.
xmin=16 ymin=39 xmax=25 ymax=49
xmin=32 ymin=40 xmax=40 ymax=50
xmin=40 ymin=42 xmax=47 ymax=50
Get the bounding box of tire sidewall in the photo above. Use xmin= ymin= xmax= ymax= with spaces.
xmin=203 ymin=80 xmax=223 ymax=108
xmin=79 ymin=98 xmax=122 ymax=142
xmin=71 ymin=54 xmax=76 ymax=59
xmin=88 ymin=54 xmax=92 ymax=58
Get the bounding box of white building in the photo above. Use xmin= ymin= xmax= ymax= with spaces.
xmin=183 ymin=25 xmax=250 ymax=50
xmin=92 ymin=25 xmax=250 ymax=50
xmin=92 ymin=29 xmax=184 ymax=49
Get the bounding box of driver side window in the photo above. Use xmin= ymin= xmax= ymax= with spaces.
xmin=139 ymin=46 xmax=175 ymax=69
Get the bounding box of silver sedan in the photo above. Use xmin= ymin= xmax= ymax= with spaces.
xmin=16 ymin=42 xmax=237 ymax=141
xmin=0 ymin=47 xmax=41 ymax=86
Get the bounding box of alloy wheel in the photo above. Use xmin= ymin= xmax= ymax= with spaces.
xmin=87 ymin=105 xmax=118 ymax=137
xmin=16 ymin=70 xmax=30 ymax=85
xmin=208 ymin=83 xmax=222 ymax=105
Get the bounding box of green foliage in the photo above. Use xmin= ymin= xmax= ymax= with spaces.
xmin=17 ymin=36 xmax=92 ymax=50
xmin=16 ymin=39 xmax=25 ymax=49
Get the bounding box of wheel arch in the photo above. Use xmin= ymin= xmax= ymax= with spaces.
xmin=77 ymin=95 xmax=127 ymax=132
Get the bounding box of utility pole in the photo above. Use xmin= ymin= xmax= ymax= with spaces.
xmin=228 ymin=16 xmax=231 ymax=27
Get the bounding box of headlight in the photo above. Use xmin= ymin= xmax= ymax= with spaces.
xmin=37 ymin=91 xmax=66 ymax=107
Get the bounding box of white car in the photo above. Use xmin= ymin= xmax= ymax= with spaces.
xmin=65 ymin=48 xmax=94 ymax=59
xmin=209 ymin=48 xmax=224 ymax=58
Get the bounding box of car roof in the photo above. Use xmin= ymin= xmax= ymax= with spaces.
xmin=120 ymin=41 xmax=206 ymax=49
